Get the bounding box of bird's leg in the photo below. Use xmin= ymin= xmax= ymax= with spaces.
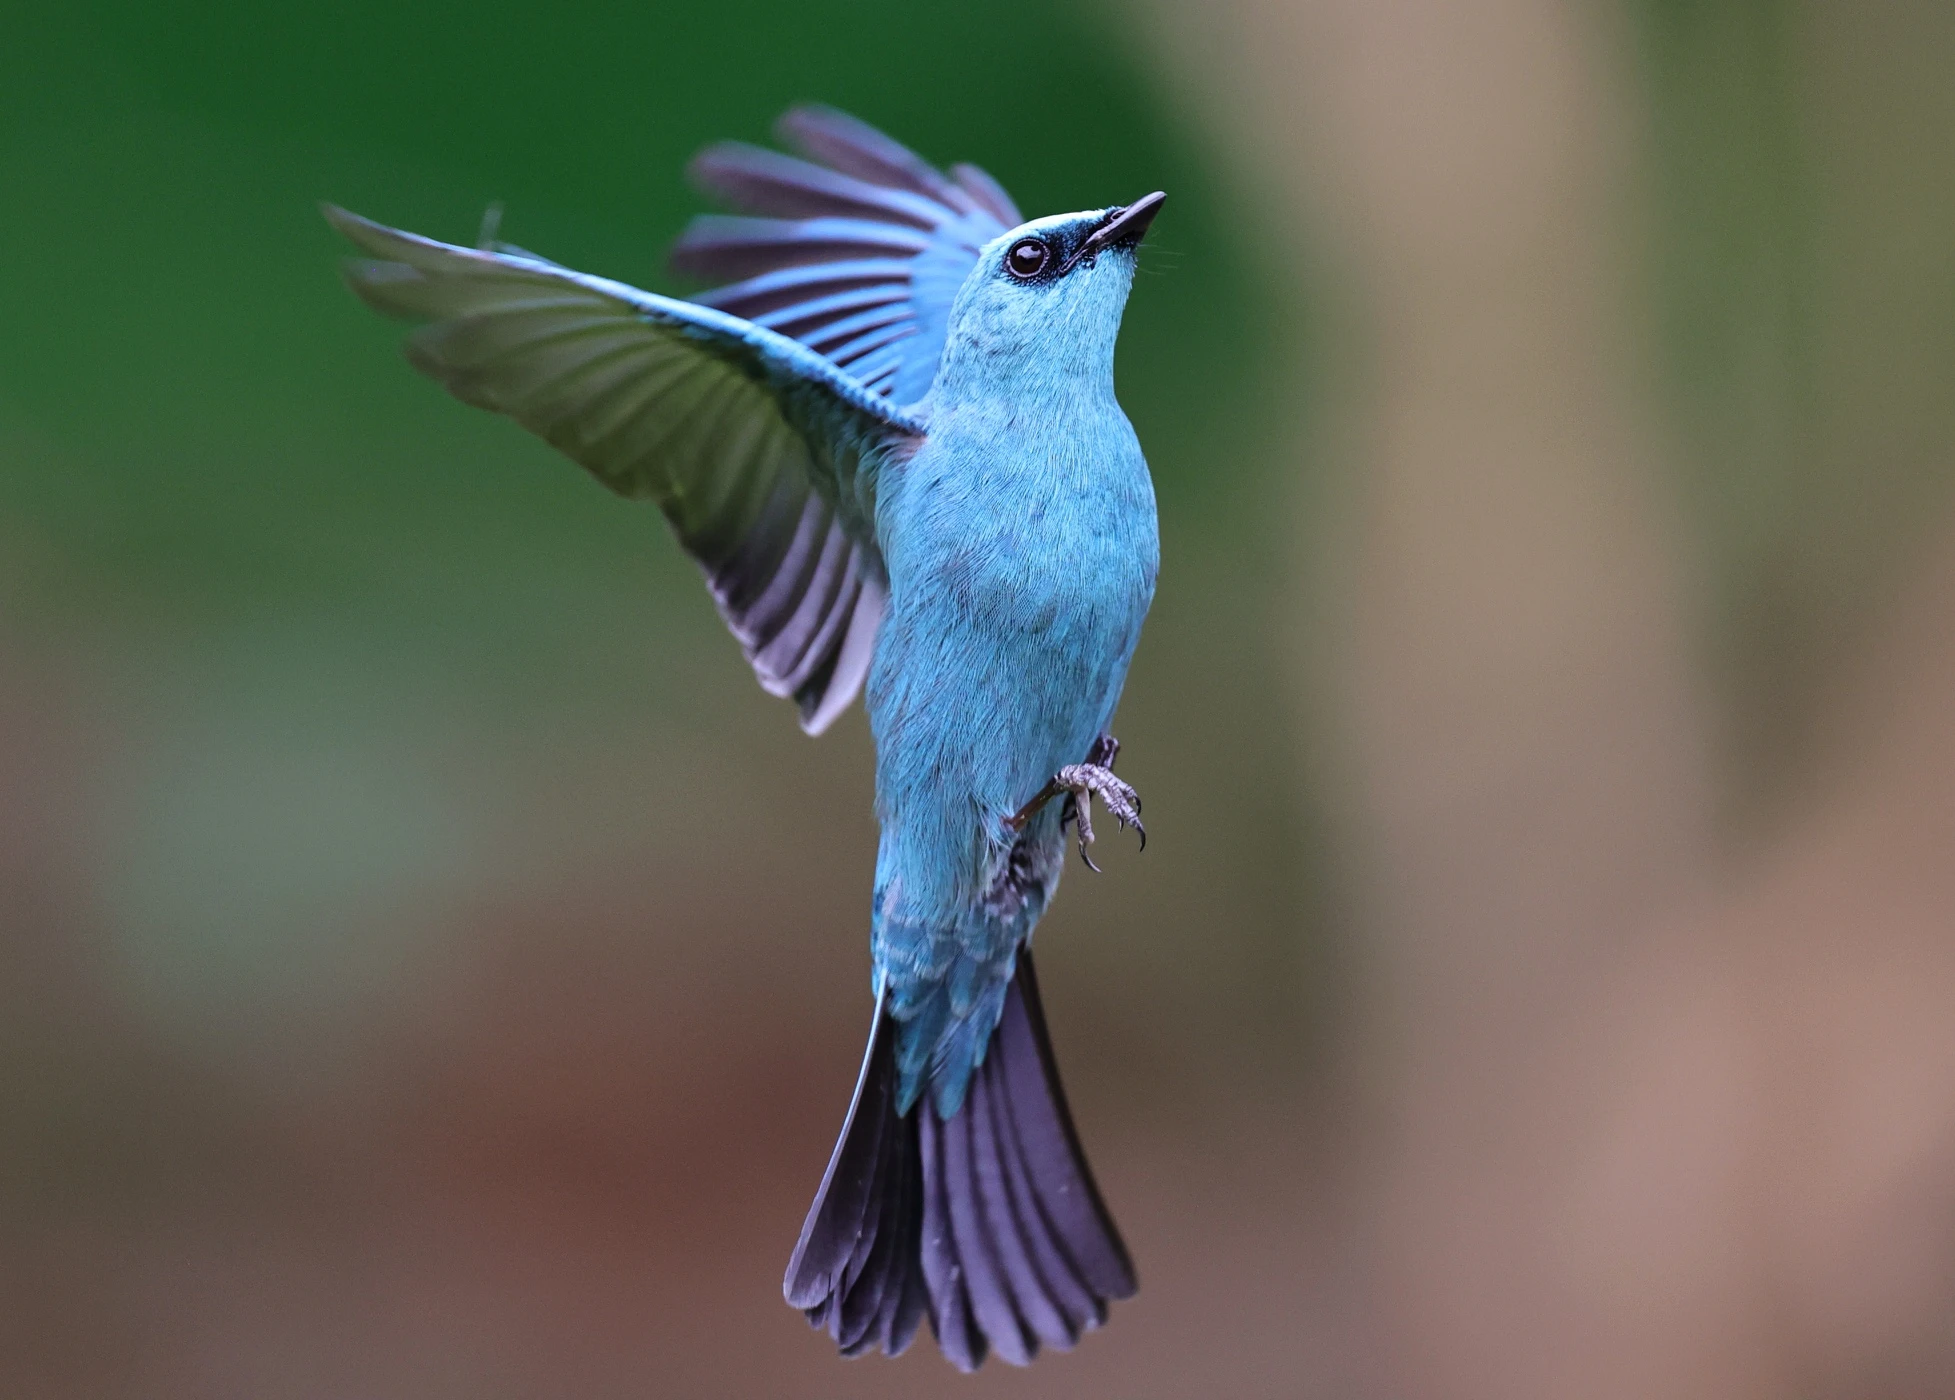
xmin=1005 ymin=733 xmax=1143 ymax=872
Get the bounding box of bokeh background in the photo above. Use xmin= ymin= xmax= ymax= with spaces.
xmin=4 ymin=0 xmax=1954 ymax=1395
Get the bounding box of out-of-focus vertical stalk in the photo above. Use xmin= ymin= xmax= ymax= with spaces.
xmin=1121 ymin=0 xmax=1722 ymax=1394
xmin=1126 ymin=0 xmax=1955 ymax=1392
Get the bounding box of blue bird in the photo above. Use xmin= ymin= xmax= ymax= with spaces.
xmin=327 ymin=106 xmax=1162 ymax=1370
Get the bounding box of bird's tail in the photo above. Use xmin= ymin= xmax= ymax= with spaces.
xmin=783 ymin=950 xmax=1136 ymax=1370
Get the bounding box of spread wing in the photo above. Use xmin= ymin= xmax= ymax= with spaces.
xmin=327 ymin=204 xmax=923 ymax=734
xmin=673 ymin=105 xmax=1023 ymax=407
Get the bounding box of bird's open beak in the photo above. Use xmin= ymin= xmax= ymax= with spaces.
xmin=1063 ymin=192 xmax=1166 ymax=272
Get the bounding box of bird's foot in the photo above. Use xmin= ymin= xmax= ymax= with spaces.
xmin=1054 ymin=763 xmax=1144 ymax=871
xmin=1006 ymin=734 xmax=1144 ymax=873
xmin=1059 ymin=732 xmax=1120 ymax=851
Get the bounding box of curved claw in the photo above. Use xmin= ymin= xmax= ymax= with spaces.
xmin=1018 ymin=752 xmax=1146 ymax=871
xmin=1107 ymin=811 xmax=1145 ymax=853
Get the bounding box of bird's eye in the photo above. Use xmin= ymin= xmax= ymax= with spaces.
xmin=1005 ymin=238 xmax=1050 ymax=279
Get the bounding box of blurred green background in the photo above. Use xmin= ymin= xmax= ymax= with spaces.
xmin=5 ymin=0 xmax=1955 ymax=1395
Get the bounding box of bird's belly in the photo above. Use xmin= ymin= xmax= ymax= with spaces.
xmin=870 ymin=493 xmax=1154 ymax=838
xmin=927 ymin=474 xmax=1148 ymax=690
xmin=955 ymin=527 xmax=1143 ymax=648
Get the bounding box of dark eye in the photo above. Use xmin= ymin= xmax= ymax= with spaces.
xmin=1005 ymin=238 xmax=1050 ymax=279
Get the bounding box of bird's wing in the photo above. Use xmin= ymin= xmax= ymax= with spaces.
xmin=674 ymin=105 xmax=1024 ymax=407
xmin=327 ymin=204 xmax=923 ymax=735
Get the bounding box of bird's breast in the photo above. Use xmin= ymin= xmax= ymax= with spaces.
xmin=886 ymin=421 xmax=1157 ymax=641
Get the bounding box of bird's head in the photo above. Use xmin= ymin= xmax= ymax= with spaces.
xmin=931 ymin=192 xmax=1165 ymax=405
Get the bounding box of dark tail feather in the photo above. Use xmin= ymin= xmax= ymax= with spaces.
xmin=787 ymin=952 xmax=1135 ymax=1370
xmin=784 ymin=989 xmax=929 ymax=1357
xmin=988 ymin=952 xmax=1138 ymax=1305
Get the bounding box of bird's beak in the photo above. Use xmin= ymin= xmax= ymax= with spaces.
xmin=1068 ymin=191 xmax=1167 ymax=268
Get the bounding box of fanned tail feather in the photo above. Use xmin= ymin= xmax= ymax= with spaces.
xmin=785 ymin=952 xmax=1135 ymax=1370
xmin=784 ymin=989 xmax=931 ymax=1356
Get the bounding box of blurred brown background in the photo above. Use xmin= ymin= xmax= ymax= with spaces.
xmin=4 ymin=0 xmax=1954 ymax=1395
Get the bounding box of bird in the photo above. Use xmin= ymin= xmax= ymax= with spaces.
xmin=325 ymin=105 xmax=1162 ymax=1370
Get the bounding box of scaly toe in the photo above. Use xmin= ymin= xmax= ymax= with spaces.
xmin=1050 ymin=763 xmax=1146 ymax=867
